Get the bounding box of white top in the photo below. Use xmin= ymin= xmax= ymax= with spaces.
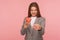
xmin=30 ymin=16 xmax=37 ymax=28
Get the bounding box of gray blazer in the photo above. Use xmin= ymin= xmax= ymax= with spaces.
xmin=21 ymin=17 xmax=45 ymax=40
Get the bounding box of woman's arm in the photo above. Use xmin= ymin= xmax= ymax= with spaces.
xmin=38 ymin=17 xmax=45 ymax=35
xmin=21 ymin=17 xmax=28 ymax=35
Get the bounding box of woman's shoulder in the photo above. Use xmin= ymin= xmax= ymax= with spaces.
xmin=38 ymin=17 xmax=45 ymax=21
xmin=23 ymin=17 xmax=27 ymax=20
xmin=24 ymin=17 xmax=27 ymax=19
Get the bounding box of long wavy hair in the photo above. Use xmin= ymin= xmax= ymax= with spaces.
xmin=28 ymin=2 xmax=41 ymax=17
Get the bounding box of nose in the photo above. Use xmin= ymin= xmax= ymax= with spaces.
xmin=32 ymin=11 xmax=35 ymax=13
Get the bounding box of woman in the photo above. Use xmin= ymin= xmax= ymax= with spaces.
xmin=21 ymin=2 xmax=45 ymax=40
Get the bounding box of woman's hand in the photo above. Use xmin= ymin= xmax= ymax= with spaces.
xmin=24 ymin=17 xmax=31 ymax=29
xmin=23 ymin=23 xmax=29 ymax=29
xmin=33 ymin=24 xmax=42 ymax=30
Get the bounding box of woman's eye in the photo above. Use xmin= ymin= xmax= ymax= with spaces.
xmin=31 ymin=10 xmax=33 ymax=11
xmin=31 ymin=10 xmax=37 ymax=11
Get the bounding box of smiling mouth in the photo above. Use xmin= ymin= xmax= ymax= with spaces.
xmin=32 ymin=13 xmax=35 ymax=14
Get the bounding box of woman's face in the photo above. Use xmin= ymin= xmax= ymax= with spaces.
xmin=30 ymin=6 xmax=37 ymax=17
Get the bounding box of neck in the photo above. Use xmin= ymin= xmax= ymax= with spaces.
xmin=32 ymin=16 xmax=36 ymax=17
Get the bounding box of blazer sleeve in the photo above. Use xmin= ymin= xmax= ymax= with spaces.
xmin=21 ymin=17 xmax=28 ymax=35
xmin=38 ymin=17 xmax=45 ymax=35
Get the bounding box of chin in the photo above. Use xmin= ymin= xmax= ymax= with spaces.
xmin=32 ymin=16 xmax=35 ymax=17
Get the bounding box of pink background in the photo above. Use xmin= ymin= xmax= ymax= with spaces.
xmin=0 ymin=0 xmax=60 ymax=40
